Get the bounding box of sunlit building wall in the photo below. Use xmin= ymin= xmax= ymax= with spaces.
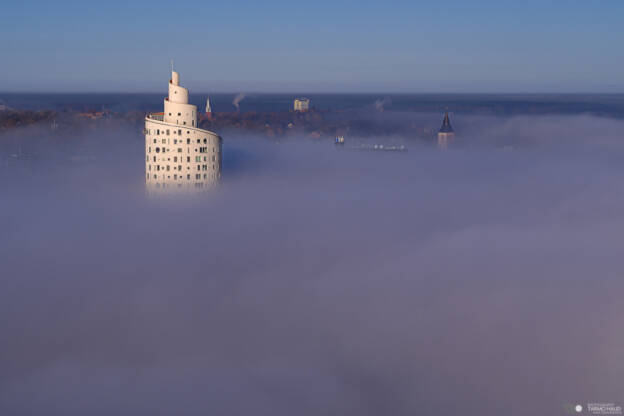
xmin=294 ymin=98 xmax=310 ymax=112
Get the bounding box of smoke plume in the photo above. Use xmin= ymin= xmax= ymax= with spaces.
xmin=374 ymin=97 xmax=391 ymax=112
xmin=232 ymin=93 xmax=246 ymax=110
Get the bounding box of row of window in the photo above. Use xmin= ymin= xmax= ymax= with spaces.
xmin=151 ymin=137 xmax=212 ymax=145
xmin=152 ymin=182 xmax=211 ymax=189
xmin=148 ymin=147 xmax=217 ymax=155
xmin=167 ymin=112 xmax=196 ymax=118
xmin=149 ymin=118 xmax=195 ymax=131
xmin=151 ymin=128 xmax=188 ymax=136
xmin=147 ymin=155 xmax=216 ymax=163
xmin=147 ymin=173 xmax=218 ymax=181
xmin=148 ymin=164 xmax=217 ymax=172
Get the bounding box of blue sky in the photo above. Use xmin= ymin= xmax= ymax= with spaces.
xmin=2 ymin=0 xmax=623 ymax=92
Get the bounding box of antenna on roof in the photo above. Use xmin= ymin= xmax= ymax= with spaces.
xmin=170 ymin=59 xmax=174 ymax=73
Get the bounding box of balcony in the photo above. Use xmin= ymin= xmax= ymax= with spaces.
xmin=147 ymin=113 xmax=164 ymax=121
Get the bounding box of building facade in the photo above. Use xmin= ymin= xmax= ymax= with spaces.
xmin=145 ymin=70 xmax=222 ymax=192
xmin=437 ymin=112 xmax=455 ymax=149
xmin=293 ymin=97 xmax=310 ymax=112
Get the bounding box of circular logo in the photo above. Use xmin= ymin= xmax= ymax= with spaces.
xmin=575 ymin=404 xmax=583 ymax=413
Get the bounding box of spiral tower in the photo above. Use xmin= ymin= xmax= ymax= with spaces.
xmin=144 ymin=69 xmax=222 ymax=192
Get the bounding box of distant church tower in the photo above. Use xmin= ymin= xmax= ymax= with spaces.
xmin=205 ymin=97 xmax=212 ymax=120
xmin=437 ymin=111 xmax=455 ymax=149
xmin=144 ymin=67 xmax=222 ymax=192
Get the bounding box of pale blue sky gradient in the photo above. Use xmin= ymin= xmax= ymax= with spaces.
xmin=2 ymin=0 xmax=623 ymax=92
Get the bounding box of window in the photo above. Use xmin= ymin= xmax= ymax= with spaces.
xmin=187 ymin=174 xmax=190 ymax=180
xmin=148 ymin=147 xmax=151 ymax=153
xmin=187 ymin=139 xmax=190 ymax=144
xmin=153 ymin=156 xmax=156 ymax=162
xmin=183 ymin=121 xmax=186 ymax=125
xmin=178 ymin=129 xmax=182 ymax=135
xmin=166 ymin=165 xmax=170 ymax=171
xmin=211 ymin=155 xmax=215 ymax=161
xmin=156 ymin=129 xmax=160 ymax=135
xmin=178 ymin=112 xmax=181 ymax=116
xmin=195 ymin=156 xmax=201 ymax=162
xmin=174 ymin=174 xmax=177 ymax=180
xmin=192 ymin=121 xmax=194 ymax=126
xmin=178 ymin=148 xmax=182 ymax=153
xmin=178 ymin=165 xmax=182 ymax=171
xmin=197 ymin=139 xmax=200 ymax=144
xmin=203 ymin=138 xmax=207 ymax=144
xmin=162 ymin=139 xmax=166 ymax=144
xmin=174 ymin=156 xmax=177 ymax=162
xmin=155 ymin=147 xmax=160 ymax=153
xmin=197 ymin=165 xmax=200 ymax=171
xmin=187 ymin=157 xmax=190 ymax=162
xmin=153 ymin=139 xmax=157 ymax=144
xmin=166 ymin=129 xmax=170 ymax=135
xmin=157 ymin=165 xmax=160 ymax=171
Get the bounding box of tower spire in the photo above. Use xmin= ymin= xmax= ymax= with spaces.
xmin=440 ymin=111 xmax=453 ymax=132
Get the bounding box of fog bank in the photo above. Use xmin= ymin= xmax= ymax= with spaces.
xmin=1 ymin=114 xmax=623 ymax=415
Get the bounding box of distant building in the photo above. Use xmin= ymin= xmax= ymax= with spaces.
xmin=144 ymin=68 xmax=222 ymax=192
xmin=294 ymin=97 xmax=310 ymax=112
xmin=437 ymin=112 xmax=455 ymax=149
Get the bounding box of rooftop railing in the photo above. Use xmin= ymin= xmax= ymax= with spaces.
xmin=147 ymin=113 xmax=164 ymax=121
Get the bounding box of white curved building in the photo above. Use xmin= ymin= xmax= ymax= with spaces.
xmin=145 ymin=70 xmax=222 ymax=192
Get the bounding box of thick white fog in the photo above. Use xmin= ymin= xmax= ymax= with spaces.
xmin=1 ymin=114 xmax=623 ymax=415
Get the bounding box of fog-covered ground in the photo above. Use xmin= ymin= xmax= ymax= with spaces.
xmin=1 ymin=114 xmax=623 ymax=415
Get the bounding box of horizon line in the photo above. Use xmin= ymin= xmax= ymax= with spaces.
xmin=2 ymin=91 xmax=624 ymax=96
